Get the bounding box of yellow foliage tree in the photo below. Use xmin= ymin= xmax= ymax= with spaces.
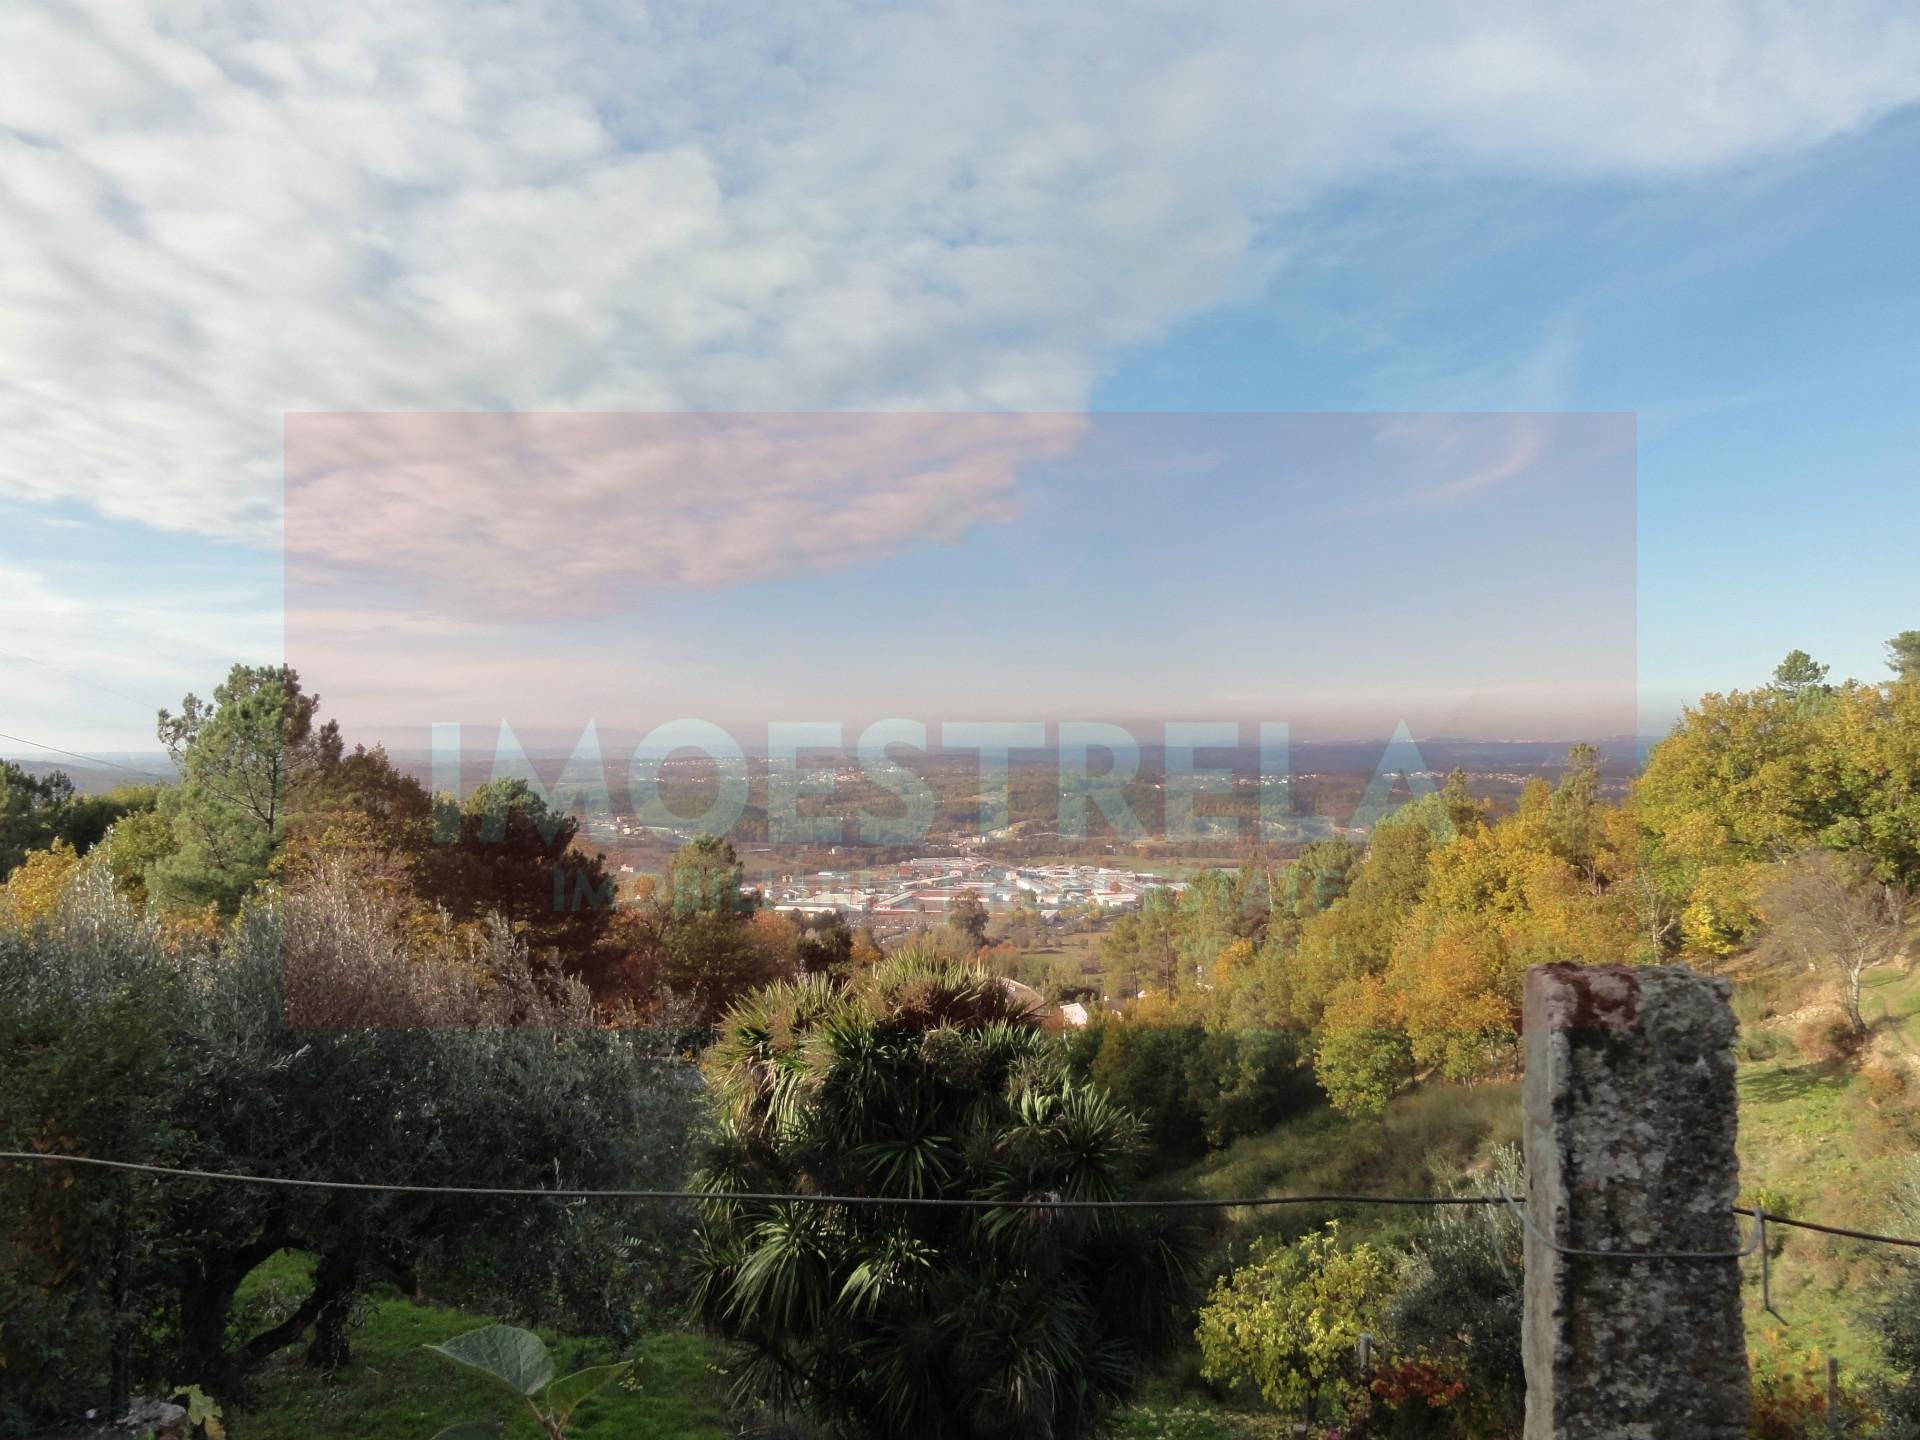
xmin=0 ymin=840 xmax=82 ymax=929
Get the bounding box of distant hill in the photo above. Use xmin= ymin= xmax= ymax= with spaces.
xmin=0 ymin=753 xmax=176 ymax=794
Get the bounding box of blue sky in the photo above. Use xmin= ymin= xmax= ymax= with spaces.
xmin=2 ymin=3 xmax=1918 ymax=756
xmin=1093 ymin=106 xmax=1920 ymax=722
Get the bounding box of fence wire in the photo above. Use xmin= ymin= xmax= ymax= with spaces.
xmin=4 ymin=1150 xmax=1919 ymax=1253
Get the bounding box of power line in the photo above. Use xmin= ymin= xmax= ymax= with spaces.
xmin=3 ymin=1150 xmax=1918 ymax=1253
xmin=0 ymin=731 xmax=175 ymax=784
xmin=1497 ymin=1179 xmax=1767 ymax=1261
xmin=0 ymin=1150 xmax=1502 ymax=1211
xmin=0 ymin=649 xmax=161 ymax=715
xmin=1733 ymin=1204 xmax=1920 ymax=1251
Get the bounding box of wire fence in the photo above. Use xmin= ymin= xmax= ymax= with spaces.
xmin=5 ymin=1149 xmax=1919 ymax=1252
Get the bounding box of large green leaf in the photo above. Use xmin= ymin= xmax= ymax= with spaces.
xmin=425 ymin=1324 xmax=555 ymax=1395
xmin=430 ymin=1426 xmax=504 ymax=1440
xmin=543 ymin=1361 xmax=634 ymax=1427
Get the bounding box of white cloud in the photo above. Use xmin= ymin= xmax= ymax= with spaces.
xmin=0 ymin=559 xmax=281 ymax=751
xmin=284 ymin=411 xmax=1086 ymax=608
xmin=0 ymin=0 xmax=1917 ymax=559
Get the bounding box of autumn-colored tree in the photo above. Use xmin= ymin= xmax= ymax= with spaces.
xmin=848 ymin=924 xmax=885 ymax=971
xmin=0 ymin=839 xmax=83 ymax=929
xmin=1640 ymin=669 xmax=1920 ymax=963
xmin=1280 ymin=798 xmax=1444 ymax=1029
xmin=1379 ymin=757 xmax=1637 ymax=1084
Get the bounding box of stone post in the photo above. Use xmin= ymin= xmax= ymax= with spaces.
xmin=1522 ymin=964 xmax=1749 ymax=1439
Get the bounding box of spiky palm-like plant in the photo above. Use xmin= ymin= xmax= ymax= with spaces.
xmin=691 ymin=952 xmax=1192 ymax=1439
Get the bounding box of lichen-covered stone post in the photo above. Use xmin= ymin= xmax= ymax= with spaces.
xmin=1522 ymin=964 xmax=1749 ymax=1439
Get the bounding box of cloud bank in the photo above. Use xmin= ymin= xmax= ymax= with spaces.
xmin=3 ymin=0 xmax=1919 ymax=563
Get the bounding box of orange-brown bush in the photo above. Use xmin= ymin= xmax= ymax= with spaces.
xmin=1861 ymin=1061 xmax=1910 ymax=1104
xmin=1791 ymin=1013 xmax=1862 ymax=1064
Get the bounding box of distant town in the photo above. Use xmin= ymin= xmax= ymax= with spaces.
xmin=750 ymin=855 xmax=1180 ymax=922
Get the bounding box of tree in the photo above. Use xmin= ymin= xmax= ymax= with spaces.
xmin=1545 ymin=743 xmax=1609 ymax=892
xmin=1757 ymin=849 xmax=1909 ymax=1035
xmin=1313 ymin=976 xmax=1415 ymax=1117
xmin=0 ymin=840 xmax=84 ymax=929
xmin=1098 ymin=912 xmax=1154 ymax=1001
xmin=1068 ymin=996 xmax=1307 ymax=1167
xmin=1809 ymin=679 xmax=1920 ymax=887
xmin=1772 ymin=649 xmax=1831 ymax=697
xmin=1282 ymin=808 xmax=1438 ymax=1031
xmin=643 ymin=837 xmax=778 ymax=1022
xmin=98 ymin=809 xmax=178 ymax=906
xmin=1889 ymin=630 xmax=1920 ymax=682
xmin=945 ymin=892 xmax=990 ymax=953
xmin=0 ymin=762 xmax=78 ymax=877
xmin=1439 ymin=765 xmax=1482 ymax=835
xmin=691 ymin=953 xmax=1192 ymax=1439
xmin=794 ymin=912 xmax=857 ymax=979
xmin=0 ymin=859 xmax=700 ymax=1417
xmin=1374 ymin=759 xmax=1639 ymax=1086
xmin=1635 ymin=681 xmax=1835 ymax=957
xmin=0 ymin=763 xmax=154 ymax=881
xmin=1135 ymin=886 xmax=1184 ymax=994
xmin=283 ymin=742 xmax=433 ymax=878
xmin=1196 ymin=1222 xmax=1396 ymax=1426
xmin=848 ymin=924 xmax=885 ymax=972
xmin=149 ymin=665 xmax=340 ymax=913
xmin=416 ymin=778 xmax=614 ymax=960
xmin=1173 ymin=868 xmax=1266 ymax=980
xmin=0 ymin=865 xmax=180 ymax=1430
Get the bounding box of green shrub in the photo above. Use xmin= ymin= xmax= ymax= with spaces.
xmin=1386 ymin=1147 xmax=1526 ymax=1438
xmin=1195 ymin=1222 xmax=1395 ymax=1426
xmin=0 ymin=869 xmax=183 ymax=1435
xmin=1737 ymin=1027 xmax=1788 ymax=1063
xmin=1750 ymin=1355 xmax=1875 ymax=1438
xmin=1068 ymin=1014 xmax=1309 ymax=1169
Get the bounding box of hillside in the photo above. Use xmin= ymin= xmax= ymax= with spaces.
xmin=1111 ymin=962 xmax=1920 ymax=1435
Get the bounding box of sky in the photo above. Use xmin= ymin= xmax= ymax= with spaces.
xmin=2 ymin=1 xmax=1918 ymax=758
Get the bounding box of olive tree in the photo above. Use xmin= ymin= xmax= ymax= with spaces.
xmin=0 ymin=854 xmax=701 ymax=1425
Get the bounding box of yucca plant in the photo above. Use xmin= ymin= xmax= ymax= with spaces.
xmin=691 ymin=949 xmax=1194 ymax=1439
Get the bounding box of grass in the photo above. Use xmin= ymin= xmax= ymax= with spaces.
xmin=1160 ymin=1079 xmax=1522 ymax=1257
xmin=1731 ymin=963 xmax=1920 ymax=1373
xmin=230 ymin=1253 xmax=733 ymax=1440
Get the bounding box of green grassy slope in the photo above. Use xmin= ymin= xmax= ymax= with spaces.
xmin=1733 ymin=964 xmax=1920 ymax=1371
xmin=231 ymin=1254 xmax=732 ymax=1440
